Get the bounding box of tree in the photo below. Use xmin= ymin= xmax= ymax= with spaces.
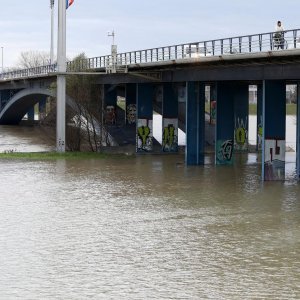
xmin=17 ymin=50 xmax=51 ymax=68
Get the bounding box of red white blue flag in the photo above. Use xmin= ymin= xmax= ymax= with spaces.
xmin=66 ymin=0 xmax=74 ymax=9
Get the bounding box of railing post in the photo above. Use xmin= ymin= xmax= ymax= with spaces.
xmin=168 ymin=46 xmax=171 ymax=60
xmin=239 ymin=37 xmax=242 ymax=53
xmin=293 ymin=30 xmax=297 ymax=48
xmin=221 ymin=39 xmax=224 ymax=55
xmin=229 ymin=38 xmax=232 ymax=53
xmin=212 ymin=41 xmax=215 ymax=56
xmin=249 ymin=36 xmax=252 ymax=52
xmin=259 ymin=34 xmax=262 ymax=51
xmin=270 ymin=33 xmax=273 ymax=50
xmin=204 ymin=42 xmax=207 ymax=56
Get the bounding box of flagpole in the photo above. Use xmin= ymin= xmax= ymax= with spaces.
xmin=50 ymin=0 xmax=55 ymax=64
xmin=56 ymin=0 xmax=66 ymax=152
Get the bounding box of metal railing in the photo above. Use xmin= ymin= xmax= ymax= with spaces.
xmin=1 ymin=29 xmax=300 ymax=80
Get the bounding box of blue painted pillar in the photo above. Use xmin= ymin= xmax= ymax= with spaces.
xmin=234 ymin=83 xmax=249 ymax=151
xmin=125 ymin=83 xmax=137 ymax=126
xmin=262 ymin=80 xmax=286 ymax=181
xmin=104 ymin=85 xmax=117 ymax=125
xmin=216 ymin=82 xmax=234 ymax=164
xmin=256 ymin=84 xmax=263 ymax=151
xmin=162 ymin=83 xmax=178 ymax=152
xmin=136 ymin=83 xmax=154 ymax=152
xmin=297 ymin=83 xmax=300 ymax=179
xmin=186 ymin=81 xmax=205 ymax=165
xmin=27 ymin=107 xmax=35 ymax=121
xmin=39 ymin=97 xmax=47 ymax=119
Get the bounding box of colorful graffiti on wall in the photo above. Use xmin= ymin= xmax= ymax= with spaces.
xmin=162 ymin=118 xmax=178 ymax=152
xmin=126 ymin=104 xmax=136 ymax=124
xmin=104 ymin=105 xmax=116 ymax=125
xmin=216 ymin=139 xmax=234 ymax=164
xmin=264 ymin=139 xmax=285 ymax=180
xmin=137 ymin=119 xmax=153 ymax=152
xmin=234 ymin=117 xmax=248 ymax=151
xmin=257 ymin=115 xmax=263 ymax=150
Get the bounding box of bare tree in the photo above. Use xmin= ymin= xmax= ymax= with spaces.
xmin=17 ymin=50 xmax=51 ymax=68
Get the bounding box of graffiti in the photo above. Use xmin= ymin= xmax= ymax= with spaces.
xmin=264 ymin=139 xmax=285 ymax=180
xmin=104 ymin=105 xmax=116 ymax=125
xmin=257 ymin=115 xmax=263 ymax=150
xmin=234 ymin=117 xmax=248 ymax=151
xmin=162 ymin=121 xmax=178 ymax=152
xmin=210 ymin=100 xmax=216 ymax=124
xmin=137 ymin=119 xmax=153 ymax=152
xmin=216 ymin=139 xmax=234 ymax=164
xmin=126 ymin=104 xmax=136 ymax=124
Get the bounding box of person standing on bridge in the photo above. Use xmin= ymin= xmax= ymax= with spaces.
xmin=274 ymin=20 xmax=285 ymax=49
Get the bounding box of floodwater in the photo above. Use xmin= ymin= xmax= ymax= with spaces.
xmin=0 ymin=125 xmax=300 ymax=299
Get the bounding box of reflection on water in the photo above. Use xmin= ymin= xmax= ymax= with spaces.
xmin=0 ymin=126 xmax=300 ymax=299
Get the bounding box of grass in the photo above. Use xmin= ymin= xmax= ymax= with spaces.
xmin=0 ymin=151 xmax=132 ymax=160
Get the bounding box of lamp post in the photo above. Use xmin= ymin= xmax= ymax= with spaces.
xmin=56 ymin=0 xmax=66 ymax=152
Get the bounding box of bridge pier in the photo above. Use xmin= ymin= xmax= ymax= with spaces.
xmin=104 ymin=85 xmax=117 ymax=125
xmin=262 ymin=80 xmax=286 ymax=181
xmin=215 ymin=82 xmax=234 ymax=165
xmin=27 ymin=107 xmax=35 ymax=121
xmin=125 ymin=83 xmax=137 ymax=126
xmin=234 ymin=83 xmax=249 ymax=152
xmin=39 ymin=97 xmax=47 ymax=120
xmin=162 ymin=83 xmax=178 ymax=152
xmin=186 ymin=81 xmax=205 ymax=165
xmin=136 ymin=83 xmax=154 ymax=152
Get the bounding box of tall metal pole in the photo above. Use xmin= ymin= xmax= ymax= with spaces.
xmin=50 ymin=0 xmax=55 ymax=64
xmin=56 ymin=0 xmax=66 ymax=152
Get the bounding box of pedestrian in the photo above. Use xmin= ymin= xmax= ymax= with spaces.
xmin=274 ymin=20 xmax=285 ymax=49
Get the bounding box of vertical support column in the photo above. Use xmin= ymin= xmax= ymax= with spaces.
xmin=262 ymin=80 xmax=286 ymax=181
xmin=27 ymin=107 xmax=35 ymax=121
xmin=39 ymin=97 xmax=47 ymax=120
xmin=234 ymin=83 xmax=249 ymax=151
xmin=104 ymin=85 xmax=117 ymax=125
xmin=256 ymin=84 xmax=263 ymax=151
xmin=297 ymin=83 xmax=300 ymax=179
xmin=162 ymin=83 xmax=178 ymax=152
xmin=136 ymin=83 xmax=154 ymax=152
xmin=215 ymin=82 xmax=234 ymax=165
xmin=186 ymin=81 xmax=205 ymax=165
xmin=125 ymin=83 xmax=137 ymax=126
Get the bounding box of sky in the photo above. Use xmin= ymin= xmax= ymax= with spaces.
xmin=0 ymin=0 xmax=299 ymax=69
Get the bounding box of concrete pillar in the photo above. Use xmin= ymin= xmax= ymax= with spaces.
xmin=262 ymin=80 xmax=286 ymax=181
xmin=234 ymin=83 xmax=249 ymax=152
xmin=215 ymin=82 xmax=234 ymax=165
xmin=39 ymin=97 xmax=47 ymax=120
xmin=256 ymin=84 xmax=263 ymax=151
xmin=125 ymin=83 xmax=137 ymax=126
xmin=185 ymin=81 xmax=205 ymax=165
xmin=162 ymin=83 xmax=178 ymax=152
xmin=104 ymin=85 xmax=117 ymax=125
xmin=27 ymin=107 xmax=35 ymax=121
xmin=136 ymin=83 xmax=154 ymax=152
xmin=209 ymin=83 xmax=217 ymax=125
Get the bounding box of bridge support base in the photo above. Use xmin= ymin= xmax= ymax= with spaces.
xmin=125 ymin=83 xmax=137 ymax=126
xmin=136 ymin=83 xmax=154 ymax=152
xmin=186 ymin=81 xmax=205 ymax=165
xmin=262 ymin=80 xmax=286 ymax=181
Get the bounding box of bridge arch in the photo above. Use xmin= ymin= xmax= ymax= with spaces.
xmin=0 ymin=87 xmax=55 ymax=125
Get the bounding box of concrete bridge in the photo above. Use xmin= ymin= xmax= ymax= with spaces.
xmin=0 ymin=28 xmax=300 ymax=181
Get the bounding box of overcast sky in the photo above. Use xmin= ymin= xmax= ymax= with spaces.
xmin=0 ymin=0 xmax=299 ymax=68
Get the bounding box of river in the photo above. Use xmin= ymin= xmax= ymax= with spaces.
xmin=0 ymin=123 xmax=299 ymax=299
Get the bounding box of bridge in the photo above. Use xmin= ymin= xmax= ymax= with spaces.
xmin=0 ymin=28 xmax=300 ymax=181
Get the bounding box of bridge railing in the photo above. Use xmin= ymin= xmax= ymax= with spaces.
xmin=1 ymin=29 xmax=300 ymax=80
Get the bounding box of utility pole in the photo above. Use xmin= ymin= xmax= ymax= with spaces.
xmin=107 ymin=30 xmax=117 ymax=73
xmin=50 ymin=0 xmax=55 ymax=64
xmin=56 ymin=0 xmax=66 ymax=152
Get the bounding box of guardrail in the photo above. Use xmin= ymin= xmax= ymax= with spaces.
xmin=1 ymin=29 xmax=300 ymax=80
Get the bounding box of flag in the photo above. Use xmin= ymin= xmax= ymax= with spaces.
xmin=66 ymin=0 xmax=74 ymax=9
